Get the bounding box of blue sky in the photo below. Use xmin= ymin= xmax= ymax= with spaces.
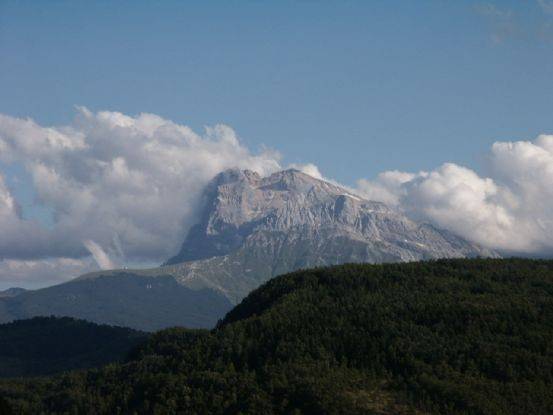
xmin=1 ymin=1 xmax=553 ymax=288
xmin=2 ymin=0 xmax=553 ymax=182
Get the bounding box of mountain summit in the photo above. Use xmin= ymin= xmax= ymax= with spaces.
xmin=165 ymin=168 xmax=383 ymax=265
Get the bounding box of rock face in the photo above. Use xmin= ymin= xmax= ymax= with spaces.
xmin=145 ymin=168 xmax=496 ymax=303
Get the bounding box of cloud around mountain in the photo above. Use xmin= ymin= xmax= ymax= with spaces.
xmin=0 ymin=108 xmax=281 ymax=286
xmin=0 ymin=107 xmax=552 ymax=287
xmin=356 ymin=135 xmax=553 ymax=256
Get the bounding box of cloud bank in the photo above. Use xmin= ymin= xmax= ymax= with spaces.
xmin=0 ymin=107 xmax=552 ymax=287
xmin=0 ymin=108 xmax=281 ymax=286
xmin=356 ymin=135 xmax=553 ymax=255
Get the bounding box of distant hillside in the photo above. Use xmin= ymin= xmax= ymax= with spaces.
xmin=0 ymin=288 xmax=26 ymax=298
xmin=1 ymin=259 xmax=552 ymax=414
xmin=0 ymin=316 xmax=148 ymax=378
xmin=0 ymin=275 xmax=233 ymax=331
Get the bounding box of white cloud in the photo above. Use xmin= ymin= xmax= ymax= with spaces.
xmin=0 ymin=174 xmax=82 ymax=259
xmin=288 ymin=163 xmax=323 ymax=180
xmin=2 ymin=107 xmax=553 ymax=288
xmin=0 ymin=108 xmax=282 ymax=286
xmin=83 ymin=240 xmax=116 ymax=270
xmin=356 ymin=135 xmax=553 ymax=255
xmin=357 ymin=170 xmax=416 ymax=206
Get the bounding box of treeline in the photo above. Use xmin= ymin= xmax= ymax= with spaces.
xmin=1 ymin=258 xmax=553 ymax=414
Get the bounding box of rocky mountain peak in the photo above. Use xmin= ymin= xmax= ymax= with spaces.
xmin=208 ymin=168 xmax=368 ymax=206
xmin=209 ymin=168 xmax=327 ymax=193
xmin=210 ymin=168 xmax=262 ymax=187
xmin=165 ymin=168 xmax=496 ymax=270
xmin=166 ymin=168 xmax=360 ymax=265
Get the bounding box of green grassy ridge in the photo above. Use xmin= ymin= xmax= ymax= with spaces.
xmin=2 ymin=258 xmax=553 ymax=414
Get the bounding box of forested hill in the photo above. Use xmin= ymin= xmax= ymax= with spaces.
xmin=0 ymin=317 xmax=147 ymax=378
xmin=1 ymin=259 xmax=553 ymax=414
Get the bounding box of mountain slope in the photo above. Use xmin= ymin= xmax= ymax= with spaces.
xmin=0 ymin=274 xmax=232 ymax=331
xmin=0 ymin=288 xmax=26 ymax=298
xmin=0 ymin=316 xmax=147 ymax=378
xmin=1 ymin=259 xmax=552 ymax=415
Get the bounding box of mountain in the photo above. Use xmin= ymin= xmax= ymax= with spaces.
xmin=0 ymin=288 xmax=26 ymax=298
xmin=0 ymin=275 xmax=232 ymax=331
xmin=169 ymin=168 xmax=495 ymax=264
xmin=1 ymin=259 xmax=552 ymax=414
xmin=0 ymin=316 xmax=147 ymax=378
xmin=89 ymin=168 xmax=494 ymax=302
xmin=0 ymin=169 xmax=496 ymax=330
